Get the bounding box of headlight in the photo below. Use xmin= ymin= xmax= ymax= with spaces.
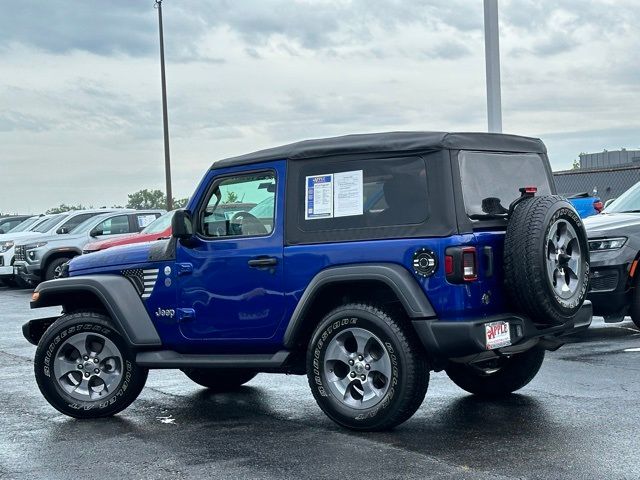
xmin=0 ymin=241 xmax=14 ymax=253
xmin=588 ymin=237 xmax=627 ymax=251
xmin=24 ymin=241 xmax=48 ymax=250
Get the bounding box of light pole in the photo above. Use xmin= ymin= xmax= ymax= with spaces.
xmin=483 ymin=0 xmax=503 ymax=133
xmin=155 ymin=0 xmax=173 ymax=210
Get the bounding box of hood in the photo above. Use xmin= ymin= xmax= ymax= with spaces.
xmin=584 ymin=212 xmax=640 ymax=238
xmin=16 ymin=232 xmax=84 ymax=246
xmin=0 ymin=231 xmax=44 ymax=243
xmin=70 ymin=241 xmax=157 ymax=273
xmin=84 ymin=232 xmax=140 ymax=251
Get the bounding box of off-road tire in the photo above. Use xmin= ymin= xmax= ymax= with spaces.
xmin=181 ymin=368 xmax=257 ymax=391
xmin=34 ymin=311 xmax=148 ymax=418
xmin=307 ymin=303 xmax=429 ymax=431
xmin=45 ymin=257 xmax=71 ymax=281
xmin=504 ymin=195 xmax=590 ymax=325
xmin=445 ymin=347 xmax=545 ymax=396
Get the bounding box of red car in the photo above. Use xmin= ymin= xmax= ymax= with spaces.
xmin=83 ymin=211 xmax=174 ymax=253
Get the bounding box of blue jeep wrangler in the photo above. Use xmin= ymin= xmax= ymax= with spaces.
xmin=24 ymin=132 xmax=592 ymax=431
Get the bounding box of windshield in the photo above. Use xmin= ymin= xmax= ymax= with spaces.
xmin=31 ymin=214 xmax=66 ymax=233
xmin=458 ymin=151 xmax=553 ymax=218
xmin=603 ymin=181 xmax=640 ymax=213
xmin=6 ymin=216 xmax=40 ymax=233
xmin=142 ymin=211 xmax=174 ymax=234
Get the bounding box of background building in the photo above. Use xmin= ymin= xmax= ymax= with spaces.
xmin=579 ymin=149 xmax=640 ymax=169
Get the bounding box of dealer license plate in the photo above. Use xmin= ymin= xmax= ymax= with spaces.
xmin=485 ymin=321 xmax=511 ymax=350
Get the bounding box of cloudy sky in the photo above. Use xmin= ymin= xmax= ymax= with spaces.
xmin=1 ymin=0 xmax=639 ymax=213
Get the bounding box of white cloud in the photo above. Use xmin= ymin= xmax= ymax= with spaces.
xmin=0 ymin=0 xmax=639 ymax=213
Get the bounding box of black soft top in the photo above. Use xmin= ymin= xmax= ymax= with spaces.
xmin=212 ymin=131 xmax=546 ymax=169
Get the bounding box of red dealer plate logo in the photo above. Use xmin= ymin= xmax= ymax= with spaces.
xmin=485 ymin=321 xmax=512 ymax=350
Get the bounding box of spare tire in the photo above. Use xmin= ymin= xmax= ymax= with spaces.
xmin=504 ymin=195 xmax=590 ymax=325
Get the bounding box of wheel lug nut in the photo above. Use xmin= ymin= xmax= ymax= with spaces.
xmin=94 ymin=368 xmax=100 ymax=374
xmin=84 ymin=372 xmax=90 ymax=377
xmin=365 ymin=364 xmax=370 ymax=370
xmin=350 ymin=372 xmax=356 ymax=378
xmin=348 ymin=359 xmax=354 ymax=365
xmin=360 ymin=374 xmax=366 ymax=381
xmin=83 ymin=355 xmax=89 ymax=361
xmin=77 ymin=364 xmax=83 ymax=369
xmin=93 ymin=358 xmax=99 ymax=363
xmin=358 ymin=355 xmax=363 ymax=361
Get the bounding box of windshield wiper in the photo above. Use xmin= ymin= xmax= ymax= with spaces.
xmin=616 ymin=210 xmax=640 ymax=213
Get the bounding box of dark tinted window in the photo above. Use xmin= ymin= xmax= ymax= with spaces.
xmin=61 ymin=213 xmax=100 ymax=232
xmin=298 ymin=156 xmax=428 ymax=232
xmin=458 ymin=151 xmax=552 ymax=218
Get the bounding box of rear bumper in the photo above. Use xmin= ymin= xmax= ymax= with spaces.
xmin=413 ymin=301 xmax=592 ymax=359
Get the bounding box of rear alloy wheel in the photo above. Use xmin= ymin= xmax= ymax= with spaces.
xmin=445 ymin=347 xmax=545 ymax=397
xmin=34 ymin=312 xmax=148 ymax=418
xmin=307 ymin=303 xmax=429 ymax=431
xmin=181 ymin=368 xmax=257 ymax=391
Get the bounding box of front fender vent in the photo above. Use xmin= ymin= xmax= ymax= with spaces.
xmin=122 ymin=268 xmax=159 ymax=299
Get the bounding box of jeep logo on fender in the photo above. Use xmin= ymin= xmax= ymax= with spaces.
xmin=155 ymin=308 xmax=175 ymax=319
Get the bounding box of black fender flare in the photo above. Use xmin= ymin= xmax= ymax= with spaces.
xmin=30 ymin=275 xmax=162 ymax=347
xmin=283 ymin=263 xmax=436 ymax=348
xmin=41 ymin=247 xmax=82 ymax=271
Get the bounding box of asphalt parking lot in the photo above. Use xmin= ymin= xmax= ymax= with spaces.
xmin=1 ymin=286 xmax=640 ymax=480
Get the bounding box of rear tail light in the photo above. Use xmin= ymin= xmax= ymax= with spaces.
xmin=445 ymin=246 xmax=478 ymax=283
xmin=593 ymin=200 xmax=604 ymax=213
xmin=462 ymin=247 xmax=477 ymax=281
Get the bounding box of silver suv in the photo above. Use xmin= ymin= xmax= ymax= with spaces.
xmin=13 ymin=209 xmax=163 ymax=283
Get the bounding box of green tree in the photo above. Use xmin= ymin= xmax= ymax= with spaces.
xmin=46 ymin=203 xmax=89 ymax=214
xmin=224 ymin=191 xmax=239 ymax=204
xmin=126 ymin=189 xmax=166 ymax=209
xmin=126 ymin=189 xmax=188 ymax=210
xmin=572 ymin=158 xmax=580 ymax=170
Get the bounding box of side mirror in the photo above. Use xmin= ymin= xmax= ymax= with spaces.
xmin=90 ymin=228 xmax=103 ymax=237
xmin=57 ymin=227 xmax=69 ymax=234
xmin=604 ymin=198 xmax=616 ymax=209
xmin=172 ymin=210 xmax=194 ymax=240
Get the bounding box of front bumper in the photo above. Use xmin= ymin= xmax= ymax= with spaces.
xmin=12 ymin=261 xmax=41 ymax=283
xmin=587 ymin=263 xmax=632 ymax=317
xmin=413 ymin=301 xmax=592 ymax=359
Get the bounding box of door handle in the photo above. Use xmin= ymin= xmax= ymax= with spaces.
xmin=248 ymin=257 xmax=278 ymax=268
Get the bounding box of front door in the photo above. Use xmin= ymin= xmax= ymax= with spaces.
xmin=177 ymin=161 xmax=286 ymax=343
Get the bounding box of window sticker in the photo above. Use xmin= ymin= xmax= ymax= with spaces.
xmin=305 ymin=174 xmax=334 ymax=220
xmin=334 ymin=170 xmax=363 ymax=217
xmin=137 ymin=215 xmax=157 ymax=228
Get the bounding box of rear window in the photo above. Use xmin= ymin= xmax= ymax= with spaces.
xmin=458 ymin=151 xmax=552 ymax=218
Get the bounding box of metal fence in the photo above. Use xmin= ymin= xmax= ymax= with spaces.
xmin=554 ymin=165 xmax=640 ymax=202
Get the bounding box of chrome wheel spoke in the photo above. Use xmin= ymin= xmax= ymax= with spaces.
xmin=546 ymin=219 xmax=583 ymax=300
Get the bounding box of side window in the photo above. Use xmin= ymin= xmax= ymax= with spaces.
xmin=61 ymin=213 xmax=96 ymax=232
xmin=199 ymin=172 xmax=276 ymax=238
xmin=93 ymin=215 xmax=131 ymax=236
xmin=297 ymin=156 xmax=428 ymax=232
